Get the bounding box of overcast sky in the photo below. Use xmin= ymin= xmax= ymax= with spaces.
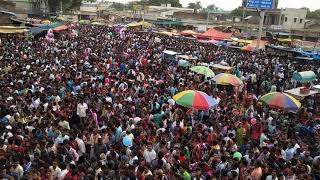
xmin=109 ymin=0 xmax=320 ymax=11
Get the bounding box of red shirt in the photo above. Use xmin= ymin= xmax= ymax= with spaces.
xmin=64 ymin=171 xmax=79 ymax=180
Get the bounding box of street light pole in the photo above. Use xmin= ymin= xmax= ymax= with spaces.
xmin=256 ymin=10 xmax=265 ymax=50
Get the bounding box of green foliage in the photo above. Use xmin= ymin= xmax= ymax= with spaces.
xmin=230 ymin=7 xmax=243 ymax=17
xmin=148 ymin=0 xmax=182 ymax=7
xmin=187 ymin=1 xmax=202 ymax=12
xmin=110 ymin=2 xmax=126 ymax=11
xmin=0 ymin=0 xmax=15 ymax=7
xmin=230 ymin=6 xmax=258 ymax=17
xmin=207 ymin=4 xmax=216 ymax=10
xmin=109 ymin=0 xmax=182 ymax=10
xmin=306 ymin=9 xmax=320 ymax=19
xmin=48 ymin=0 xmax=83 ymax=13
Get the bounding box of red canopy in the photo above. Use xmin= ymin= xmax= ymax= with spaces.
xmin=196 ymin=28 xmax=232 ymax=40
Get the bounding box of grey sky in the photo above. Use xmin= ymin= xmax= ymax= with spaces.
xmin=109 ymin=0 xmax=320 ymax=11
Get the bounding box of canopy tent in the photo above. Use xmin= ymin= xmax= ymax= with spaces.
xmin=53 ymin=25 xmax=68 ymax=31
xmin=276 ymin=38 xmax=292 ymax=42
xmin=91 ymin=22 xmax=103 ymax=25
xmin=197 ymin=39 xmax=219 ymax=44
xmin=156 ymin=21 xmax=183 ymax=26
xmin=180 ymin=30 xmax=197 ymax=36
xmin=241 ymin=40 xmax=267 ymax=52
xmin=41 ymin=20 xmax=52 ymax=24
xmin=29 ymin=27 xmax=46 ymax=36
xmin=210 ymin=64 xmax=234 ymax=71
xmin=39 ymin=22 xmax=64 ymax=30
xmin=126 ymin=21 xmax=152 ymax=28
xmin=313 ymin=85 xmax=320 ymax=91
xmin=285 ymin=87 xmax=318 ymax=98
xmin=163 ymin=50 xmax=179 ymax=61
xmin=0 ymin=26 xmax=28 ymax=34
xmin=292 ymin=71 xmax=317 ymax=82
xmin=196 ymin=28 xmax=232 ymax=40
xmin=163 ymin=50 xmax=178 ymax=56
xmin=0 ymin=10 xmax=16 ymax=16
xmin=234 ymin=39 xmax=253 ymax=44
xmin=79 ymin=20 xmax=90 ymax=24
xmin=158 ymin=31 xmax=178 ymax=36
xmin=176 ymin=55 xmax=197 ymax=61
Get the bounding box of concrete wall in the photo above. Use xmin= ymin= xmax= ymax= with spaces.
xmin=281 ymin=8 xmax=307 ymax=30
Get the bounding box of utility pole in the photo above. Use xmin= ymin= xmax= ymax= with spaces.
xmin=60 ymin=0 xmax=63 ymax=16
xmin=256 ymin=10 xmax=265 ymax=50
xmin=206 ymin=10 xmax=210 ymax=30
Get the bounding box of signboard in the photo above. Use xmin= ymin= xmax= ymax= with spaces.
xmin=270 ymin=25 xmax=282 ymax=30
xmin=246 ymin=0 xmax=274 ymax=9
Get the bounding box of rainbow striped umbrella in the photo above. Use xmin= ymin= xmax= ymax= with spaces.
xmin=173 ymin=90 xmax=218 ymax=110
xmin=259 ymin=92 xmax=301 ymax=111
xmin=212 ymin=73 xmax=243 ymax=86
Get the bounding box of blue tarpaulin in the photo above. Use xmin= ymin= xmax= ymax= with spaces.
xmin=29 ymin=27 xmax=46 ymax=36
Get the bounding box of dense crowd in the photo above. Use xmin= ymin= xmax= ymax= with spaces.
xmin=0 ymin=24 xmax=320 ymax=180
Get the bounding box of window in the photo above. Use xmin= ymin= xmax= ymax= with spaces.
xmin=285 ymin=17 xmax=288 ymax=22
xmin=300 ymin=19 xmax=303 ymax=23
xmin=294 ymin=18 xmax=297 ymax=23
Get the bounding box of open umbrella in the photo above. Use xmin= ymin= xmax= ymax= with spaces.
xmin=178 ymin=60 xmax=191 ymax=67
xmin=173 ymin=90 xmax=218 ymax=110
xmin=190 ymin=66 xmax=215 ymax=77
xmin=212 ymin=73 xmax=243 ymax=86
xmin=259 ymin=92 xmax=301 ymax=111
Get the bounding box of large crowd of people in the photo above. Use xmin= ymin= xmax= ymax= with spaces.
xmin=0 ymin=24 xmax=320 ymax=180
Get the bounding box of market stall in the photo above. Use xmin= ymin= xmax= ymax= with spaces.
xmin=285 ymin=87 xmax=318 ymax=100
xmin=292 ymin=71 xmax=317 ymax=82
xmin=210 ymin=64 xmax=234 ymax=74
xmin=162 ymin=50 xmax=179 ymax=62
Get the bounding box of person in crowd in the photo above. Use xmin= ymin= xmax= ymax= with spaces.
xmin=0 ymin=24 xmax=319 ymax=179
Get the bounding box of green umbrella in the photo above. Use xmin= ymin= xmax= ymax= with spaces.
xmin=190 ymin=66 xmax=215 ymax=77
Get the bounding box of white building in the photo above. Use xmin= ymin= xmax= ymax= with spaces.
xmin=281 ymin=8 xmax=308 ymax=30
xmin=147 ymin=4 xmax=194 ymax=19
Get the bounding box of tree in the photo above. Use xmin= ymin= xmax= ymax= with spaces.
xmin=306 ymin=9 xmax=320 ymax=19
xmin=148 ymin=0 xmax=182 ymax=7
xmin=29 ymin=0 xmax=96 ymax=14
xmin=230 ymin=6 xmax=258 ymax=17
xmin=187 ymin=1 xmax=202 ymax=12
xmin=110 ymin=2 xmax=126 ymax=11
xmin=230 ymin=7 xmax=243 ymax=17
xmin=207 ymin=4 xmax=217 ymax=10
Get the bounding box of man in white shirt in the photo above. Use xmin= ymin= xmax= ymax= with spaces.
xmin=49 ymin=161 xmax=61 ymax=179
xmin=58 ymin=163 xmax=69 ymax=180
xmin=143 ymin=144 xmax=157 ymax=164
xmin=77 ymin=101 xmax=88 ymax=118
xmin=75 ymin=134 xmax=86 ymax=157
xmin=12 ymin=162 xmax=24 ymax=180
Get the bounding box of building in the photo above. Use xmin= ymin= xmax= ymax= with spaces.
xmin=280 ymin=8 xmax=308 ymax=30
xmin=147 ymin=4 xmax=194 ymax=19
xmin=245 ymin=7 xmax=308 ymax=31
xmin=78 ymin=1 xmax=98 ymax=19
